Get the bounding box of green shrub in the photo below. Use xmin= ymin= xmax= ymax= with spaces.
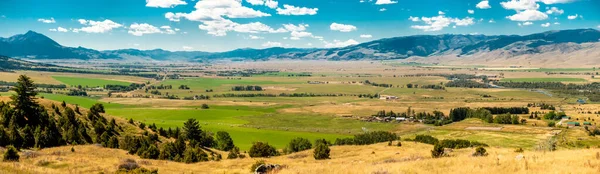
xmin=3 ymin=145 xmax=19 ymax=162
xmin=285 ymin=137 xmax=312 ymax=154
xmin=227 ymin=146 xmax=241 ymax=159
xmin=313 ymin=142 xmax=330 ymax=160
xmin=248 ymin=142 xmax=278 ymax=158
xmin=431 ymin=144 xmax=445 ymax=158
xmin=414 ymin=135 xmax=439 ymax=145
xmin=473 ymin=147 xmax=488 ymax=156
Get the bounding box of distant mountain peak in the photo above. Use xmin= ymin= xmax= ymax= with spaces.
xmin=1 ymin=29 xmax=599 ymax=61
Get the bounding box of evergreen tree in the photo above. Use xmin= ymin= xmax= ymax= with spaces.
xmin=214 ymin=131 xmax=234 ymax=151
xmin=10 ymin=75 xmax=39 ymax=127
xmin=9 ymin=125 xmax=23 ymax=148
xmin=21 ymin=125 xmax=35 ymax=148
xmin=183 ymin=119 xmax=202 ymax=141
xmin=0 ymin=126 xmax=9 ymax=147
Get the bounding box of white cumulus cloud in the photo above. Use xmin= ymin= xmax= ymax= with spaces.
xmin=128 ymin=23 xmax=162 ymax=36
xmin=501 ymin=0 xmax=539 ymax=11
xmin=476 ymin=1 xmax=491 ymax=9
xmin=330 ymin=23 xmax=357 ymax=32
xmin=506 ymin=9 xmax=548 ymax=21
xmin=324 ymin=39 xmax=359 ymax=48
xmin=246 ymin=0 xmax=278 ymax=9
xmin=567 ymin=14 xmax=578 ymax=20
xmin=146 ymin=0 xmax=187 ymax=8
xmin=72 ymin=19 xmax=123 ymax=33
xmin=249 ymin=35 xmax=264 ymax=39
xmin=539 ymin=0 xmax=575 ymax=4
xmin=38 ymin=17 xmax=55 ymax=24
xmin=262 ymin=41 xmax=282 ymax=47
xmin=468 ymin=10 xmax=475 ymax=14
xmin=276 ymin=4 xmax=318 ymax=15
xmin=410 ymin=15 xmax=475 ymax=32
xmin=49 ymin=27 xmax=68 ymax=32
xmin=541 ymin=22 xmax=550 ymax=27
xmin=182 ymin=46 xmax=193 ymax=50
xmin=545 ymin=7 xmax=564 ymax=15
xmin=360 ymin=34 xmax=372 ymax=38
xmin=375 ymin=0 xmax=397 ymax=5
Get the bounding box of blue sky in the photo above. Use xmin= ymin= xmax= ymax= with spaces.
xmin=0 ymin=0 xmax=598 ymax=52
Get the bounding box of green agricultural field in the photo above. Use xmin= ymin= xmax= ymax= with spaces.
xmin=106 ymin=107 xmax=354 ymax=150
xmin=160 ymin=77 xmax=302 ymax=89
xmin=500 ymin=78 xmax=586 ymax=82
xmin=53 ymin=76 xmax=132 ymax=87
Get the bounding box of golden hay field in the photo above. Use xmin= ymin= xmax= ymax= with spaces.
xmin=2 ymin=142 xmax=600 ymax=174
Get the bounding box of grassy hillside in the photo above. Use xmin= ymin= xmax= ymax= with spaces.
xmin=2 ymin=142 xmax=599 ymax=174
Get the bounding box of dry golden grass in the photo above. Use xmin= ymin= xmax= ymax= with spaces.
xmin=2 ymin=142 xmax=600 ymax=174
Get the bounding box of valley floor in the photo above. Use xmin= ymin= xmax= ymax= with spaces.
xmin=2 ymin=142 xmax=600 ymax=174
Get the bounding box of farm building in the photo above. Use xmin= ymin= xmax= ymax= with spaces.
xmin=379 ymin=95 xmax=398 ymax=100
xmin=567 ymin=122 xmax=580 ymax=127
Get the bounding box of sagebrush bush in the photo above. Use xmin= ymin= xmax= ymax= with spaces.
xmin=473 ymin=147 xmax=488 ymax=157
xmin=313 ymin=143 xmax=330 ymax=160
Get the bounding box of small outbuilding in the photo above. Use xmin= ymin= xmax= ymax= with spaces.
xmin=567 ymin=122 xmax=580 ymax=127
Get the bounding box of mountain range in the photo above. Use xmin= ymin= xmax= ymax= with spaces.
xmin=1 ymin=29 xmax=600 ymax=64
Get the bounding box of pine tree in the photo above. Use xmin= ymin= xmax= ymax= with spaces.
xmin=21 ymin=125 xmax=35 ymax=148
xmin=9 ymin=125 xmax=23 ymax=148
xmin=183 ymin=119 xmax=202 ymax=141
xmin=0 ymin=126 xmax=9 ymax=147
xmin=10 ymin=75 xmax=39 ymax=127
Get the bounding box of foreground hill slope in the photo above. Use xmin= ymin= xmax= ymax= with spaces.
xmin=2 ymin=142 xmax=599 ymax=174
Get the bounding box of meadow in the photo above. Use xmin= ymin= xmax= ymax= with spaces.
xmin=500 ymin=77 xmax=587 ymax=82
xmin=52 ymin=76 xmax=133 ymax=87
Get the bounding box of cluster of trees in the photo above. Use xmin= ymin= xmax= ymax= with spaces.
xmin=409 ymin=135 xmax=488 ymax=158
xmin=231 ymin=86 xmax=263 ymax=91
xmin=493 ymin=114 xmax=524 ymax=124
xmin=527 ymin=103 xmax=556 ymax=110
xmin=147 ymin=84 xmax=173 ymax=90
xmin=334 ymin=131 xmax=398 ymax=145
xmin=584 ymin=126 xmax=600 ymax=136
xmin=364 ymin=80 xmax=393 ymax=88
xmin=445 ymin=79 xmax=488 ymax=88
xmin=529 ymin=111 xmax=543 ymax=120
xmin=105 ymin=83 xmax=145 ymax=92
xmin=149 ymin=90 xmax=161 ymax=95
xmin=419 ymin=84 xmax=445 ymax=90
xmin=0 ymin=75 xmax=124 ymax=152
xmin=358 ymin=93 xmax=380 ymax=99
xmin=178 ymin=85 xmax=190 ymax=90
xmin=495 ymin=82 xmax=600 ymax=102
xmin=449 ymin=107 xmax=528 ymax=124
xmin=543 ymin=111 xmax=567 ymax=120
xmin=126 ymin=119 xmax=230 ymax=163
xmin=0 ymin=81 xmax=67 ymax=89
xmin=66 ymin=90 xmax=88 ymax=96
xmin=480 ymin=107 xmax=529 ymax=114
